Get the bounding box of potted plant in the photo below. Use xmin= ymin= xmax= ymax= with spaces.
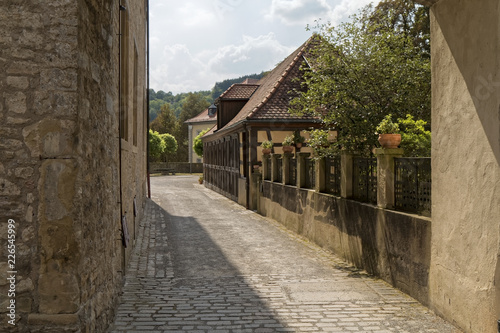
xmin=261 ymin=140 xmax=273 ymax=155
xmin=282 ymin=135 xmax=294 ymax=153
xmin=293 ymin=132 xmax=306 ymax=148
xmin=376 ymin=114 xmax=401 ymax=149
xmin=253 ymin=160 xmax=262 ymax=171
xmin=198 ymin=176 xmax=203 ymax=184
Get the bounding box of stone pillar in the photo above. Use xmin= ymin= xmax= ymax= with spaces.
xmin=282 ymin=152 xmax=292 ymax=185
xmin=271 ymin=153 xmax=281 ymax=182
xmin=262 ymin=154 xmax=271 ymax=180
xmin=297 ymin=152 xmax=310 ymax=189
xmin=315 ymin=157 xmax=326 ymax=192
xmin=374 ymin=148 xmax=404 ymax=209
xmin=340 ymin=153 xmax=353 ymax=198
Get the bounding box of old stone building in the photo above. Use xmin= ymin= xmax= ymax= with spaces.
xmin=0 ymin=0 xmax=148 ymax=332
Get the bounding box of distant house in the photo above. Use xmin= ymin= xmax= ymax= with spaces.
xmin=202 ymin=36 xmax=321 ymax=207
xmin=185 ymin=106 xmax=217 ymax=163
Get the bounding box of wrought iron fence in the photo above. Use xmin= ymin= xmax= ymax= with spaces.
xmin=265 ymin=157 xmax=271 ymax=180
xmin=304 ymin=158 xmax=315 ymax=189
xmin=394 ymin=158 xmax=431 ymax=216
xmin=325 ymin=156 xmax=341 ymax=196
xmin=275 ymin=157 xmax=283 ymax=183
xmin=289 ymin=157 xmax=297 ymax=186
xmin=352 ymin=157 xmax=377 ymax=204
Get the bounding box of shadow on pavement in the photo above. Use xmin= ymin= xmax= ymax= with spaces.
xmin=146 ymin=199 xmax=287 ymax=332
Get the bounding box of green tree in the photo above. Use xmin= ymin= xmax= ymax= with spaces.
xmin=291 ymin=2 xmax=430 ymax=155
xmin=148 ymin=130 xmax=165 ymax=162
xmin=174 ymin=93 xmax=211 ymax=162
xmin=397 ymin=114 xmax=431 ymax=157
xmin=159 ymin=133 xmax=178 ymax=162
xmin=151 ymin=103 xmax=177 ymax=134
xmin=193 ymin=128 xmax=210 ymax=157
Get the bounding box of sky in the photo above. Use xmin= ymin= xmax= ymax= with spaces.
xmin=149 ymin=0 xmax=380 ymax=94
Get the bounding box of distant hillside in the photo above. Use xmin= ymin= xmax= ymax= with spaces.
xmin=149 ymin=72 xmax=267 ymax=122
xmin=210 ymin=72 xmax=266 ymax=100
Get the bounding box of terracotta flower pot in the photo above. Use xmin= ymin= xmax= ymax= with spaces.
xmin=262 ymin=148 xmax=271 ymax=155
xmin=295 ymin=142 xmax=302 ymax=149
xmin=378 ymin=133 xmax=401 ymax=149
xmin=282 ymin=145 xmax=294 ymax=153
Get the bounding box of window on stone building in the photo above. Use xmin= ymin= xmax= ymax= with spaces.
xmin=120 ymin=5 xmax=129 ymax=141
xmin=133 ymin=44 xmax=138 ymax=146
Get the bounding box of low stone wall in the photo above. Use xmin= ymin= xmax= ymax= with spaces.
xmin=259 ymin=180 xmax=431 ymax=306
xmin=150 ymin=162 xmax=203 ymax=174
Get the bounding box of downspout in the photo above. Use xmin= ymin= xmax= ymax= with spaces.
xmin=118 ymin=2 xmax=126 ymax=269
xmin=146 ymin=0 xmax=151 ymax=198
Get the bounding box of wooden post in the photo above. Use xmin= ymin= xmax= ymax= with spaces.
xmin=282 ymin=152 xmax=291 ymax=185
xmin=271 ymin=153 xmax=281 ymax=182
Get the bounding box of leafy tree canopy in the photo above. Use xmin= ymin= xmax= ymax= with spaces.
xmin=193 ymin=128 xmax=211 ymax=157
xmin=159 ymin=133 xmax=178 ymax=161
xmin=291 ymin=0 xmax=431 ymax=156
xmin=148 ymin=130 xmax=165 ymax=162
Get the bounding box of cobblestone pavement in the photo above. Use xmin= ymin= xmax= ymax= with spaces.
xmin=108 ymin=175 xmax=461 ymax=333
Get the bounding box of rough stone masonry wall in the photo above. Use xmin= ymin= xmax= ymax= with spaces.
xmin=0 ymin=0 xmax=147 ymax=332
xmin=0 ymin=1 xmax=81 ymax=331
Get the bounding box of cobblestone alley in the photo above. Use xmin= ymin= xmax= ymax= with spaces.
xmin=108 ymin=175 xmax=460 ymax=333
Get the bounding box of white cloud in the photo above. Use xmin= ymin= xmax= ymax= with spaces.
xmin=266 ymin=0 xmax=332 ymax=25
xmin=329 ymin=0 xmax=375 ymax=25
xmin=150 ymin=34 xmax=295 ymax=94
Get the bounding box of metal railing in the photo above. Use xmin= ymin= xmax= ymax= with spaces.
xmin=289 ymin=157 xmax=297 ymax=186
xmin=325 ymin=156 xmax=341 ymax=196
xmin=275 ymin=157 xmax=283 ymax=183
xmin=304 ymin=158 xmax=315 ymax=189
xmin=394 ymin=158 xmax=431 ymax=216
xmin=353 ymin=157 xmax=377 ymax=204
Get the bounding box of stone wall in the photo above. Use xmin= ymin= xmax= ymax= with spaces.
xmin=428 ymin=1 xmax=500 ymax=332
xmin=150 ymin=162 xmax=204 ymax=174
xmin=0 ymin=0 xmax=147 ymax=331
xmin=259 ymin=181 xmax=432 ymax=306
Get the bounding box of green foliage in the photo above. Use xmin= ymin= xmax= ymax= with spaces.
xmin=282 ymin=135 xmax=294 ymax=146
xmin=261 ymin=140 xmax=273 ymax=149
xmin=148 ymin=130 xmax=165 ymax=162
xmin=397 ymin=114 xmax=431 ymax=157
xmin=376 ymin=114 xmax=400 ymax=134
xmin=291 ymin=1 xmax=430 ymax=155
xmin=193 ymin=128 xmax=210 ymax=157
xmin=293 ymin=131 xmax=305 ymax=144
xmin=160 ymin=133 xmax=178 ymax=159
xmin=150 ymin=103 xmax=177 ymax=134
xmin=306 ymin=129 xmax=332 ymax=157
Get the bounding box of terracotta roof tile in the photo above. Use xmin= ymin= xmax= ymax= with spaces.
xmin=219 ymin=84 xmax=259 ymax=100
xmin=184 ymin=108 xmax=217 ymax=124
xmin=221 ymin=36 xmax=319 ymax=129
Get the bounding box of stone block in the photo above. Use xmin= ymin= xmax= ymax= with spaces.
xmin=7 ymin=76 xmax=29 ymax=89
xmin=28 ymin=313 xmax=79 ymax=326
xmin=40 ymin=68 xmax=77 ymax=91
xmin=6 ymin=91 xmax=27 ymax=114
xmin=39 ymin=160 xmax=77 ymax=221
xmin=38 ymin=272 xmax=80 ymax=314
xmin=23 ymin=119 xmax=76 ymax=158
xmin=0 ymin=178 xmax=21 ymax=196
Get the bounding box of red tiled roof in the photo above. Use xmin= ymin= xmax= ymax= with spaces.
xmin=184 ymin=108 xmax=217 ymax=124
xmin=218 ymin=84 xmax=259 ymax=100
xmin=221 ymin=36 xmax=319 ymax=130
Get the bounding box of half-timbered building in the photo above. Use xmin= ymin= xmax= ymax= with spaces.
xmin=202 ymin=37 xmax=321 ymax=208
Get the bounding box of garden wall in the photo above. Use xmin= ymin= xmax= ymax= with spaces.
xmin=150 ymin=162 xmax=203 ymax=174
xmin=259 ymin=180 xmax=432 ymax=305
